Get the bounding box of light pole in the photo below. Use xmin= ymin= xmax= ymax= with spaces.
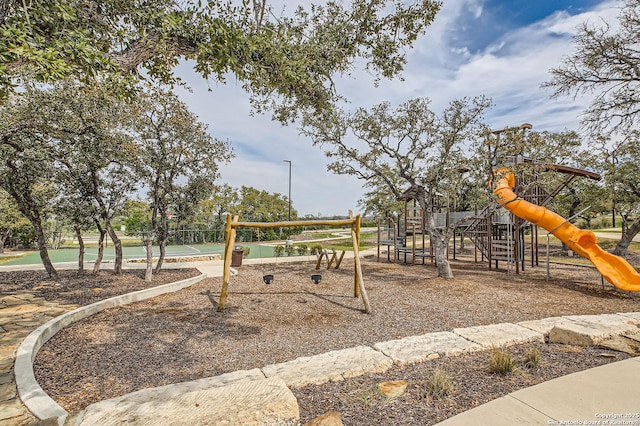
xmin=283 ymin=160 xmax=291 ymax=221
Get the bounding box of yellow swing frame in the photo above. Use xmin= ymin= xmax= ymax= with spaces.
xmin=218 ymin=212 xmax=371 ymax=313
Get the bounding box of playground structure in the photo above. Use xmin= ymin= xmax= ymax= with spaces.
xmin=315 ymin=248 xmax=346 ymax=270
xmin=495 ymin=170 xmax=640 ymax=292
xmin=377 ymin=159 xmax=605 ymax=272
xmin=376 ymin=123 xmax=640 ymax=292
xmin=220 ymin=213 xmax=371 ymax=313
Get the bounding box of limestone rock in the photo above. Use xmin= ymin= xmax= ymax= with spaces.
xmin=262 ymin=346 xmax=392 ymax=387
xmin=549 ymin=316 xmax=640 ymax=346
xmin=374 ymin=331 xmax=481 ymax=365
xmin=378 ymin=380 xmax=408 ymax=398
xmin=453 ymin=323 xmax=544 ymax=348
xmin=304 ymin=411 xmax=343 ymax=426
xmin=80 ymin=376 xmax=299 ymax=426
xmin=597 ymin=334 xmax=640 ymax=355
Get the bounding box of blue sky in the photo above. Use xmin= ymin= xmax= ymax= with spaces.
xmin=174 ymin=0 xmax=621 ymax=217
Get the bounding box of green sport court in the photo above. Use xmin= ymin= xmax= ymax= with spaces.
xmin=2 ymin=243 xmax=277 ymax=266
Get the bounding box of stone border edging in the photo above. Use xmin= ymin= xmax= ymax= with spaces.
xmin=14 ymin=273 xmax=208 ymax=421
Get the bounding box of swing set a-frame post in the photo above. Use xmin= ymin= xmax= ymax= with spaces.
xmin=217 ymin=213 xmax=371 ymax=313
xmin=218 ymin=214 xmax=238 ymax=312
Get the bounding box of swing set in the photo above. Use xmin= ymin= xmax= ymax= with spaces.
xmin=218 ymin=213 xmax=371 ymax=313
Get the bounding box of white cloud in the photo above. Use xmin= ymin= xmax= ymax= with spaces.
xmin=174 ymin=0 xmax=623 ymax=216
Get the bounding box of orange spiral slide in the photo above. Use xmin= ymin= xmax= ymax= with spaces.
xmin=493 ymin=169 xmax=640 ymax=292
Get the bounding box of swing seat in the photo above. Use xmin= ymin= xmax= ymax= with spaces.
xmin=311 ymin=274 xmax=322 ymax=284
xmin=263 ymin=274 xmax=274 ymax=285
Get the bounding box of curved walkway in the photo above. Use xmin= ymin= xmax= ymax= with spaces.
xmin=1 ymin=257 xmax=639 ymax=425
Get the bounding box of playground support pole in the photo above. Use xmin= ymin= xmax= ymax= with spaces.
xmin=546 ymin=234 xmax=550 ymax=282
xmin=377 ymin=218 xmax=381 ymax=262
xmin=351 ymin=215 xmax=371 ymax=313
xmin=218 ymin=215 xmax=238 ymax=312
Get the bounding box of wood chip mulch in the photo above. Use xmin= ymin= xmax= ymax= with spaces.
xmin=5 ymin=257 xmax=638 ymax=424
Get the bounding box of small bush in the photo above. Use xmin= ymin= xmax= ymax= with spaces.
xmin=296 ymin=244 xmax=308 ymax=256
xmin=285 ymin=244 xmax=296 ymax=256
xmin=488 ymin=347 xmax=517 ymax=375
xmin=523 ymin=346 xmax=542 ymax=368
xmin=241 ymin=246 xmax=250 ymax=256
xmin=358 ymin=385 xmax=384 ymax=407
xmin=310 ymin=244 xmax=324 ymax=255
xmin=575 ymin=218 xmax=588 ymax=229
xmin=274 ymin=245 xmax=285 ymax=257
xmin=424 ymin=368 xmax=457 ymax=400
xmin=590 ymin=216 xmax=611 ymax=229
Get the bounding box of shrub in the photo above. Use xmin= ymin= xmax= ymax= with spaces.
xmin=423 ymin=368 xmax=457 ymax=400
xmin=575 ymin=218 xmax=588 ymax=229
xmin=523 ymin=346 xmax=542 ymax=368
xmin=234 ymin=246 xmax=250 ymax=256
xmin=285 ymin=244 xmax=296 ymax=256
xmin=274 ymin=245 xmax=285 ymax=257
xmin=488 ymin=347 xmax=517 ymax=375
xmin=310 ymin=244 xmax=324 ymax=255
xmin=589 ymin=216 xmax=611 ymax=229
xmin=358 ymin=385 xmax=384 ymax=407
xmin=296 ymin=244 xmax=308 ymax=256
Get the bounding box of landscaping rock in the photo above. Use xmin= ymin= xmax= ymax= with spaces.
xmin=374 ymin=331 xmax=482 ymax=365
xmin=378 ymin=380 xmax=408 ymax=398
xmin=80 ymin=376 xmax=299 ymax=426
xmin=303 ymin=411 xmax=343 ymax=426
xmin=597 ymin=333 xmax=640 ymax=355
xmin=262 ymin=346 xmax=393 ymax=387
xmin=516 ymin=317 xmax=574 ymax=340
xmin=453 ymin=323 xmax=544 ymax=348
xmin=549 ymin=314 xmax=640 ymax=346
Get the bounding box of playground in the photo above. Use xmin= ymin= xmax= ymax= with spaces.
xmin=2 ymin=167 xmax=640 ymax=424
xmin=7 ymin=250 xmax=634 ymax=424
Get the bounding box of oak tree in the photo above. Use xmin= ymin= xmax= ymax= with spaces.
xmin=544 ymin=0 xmax=640 ymax=135
xmin=303 ymin=97 xmax=491 ymax=278
xmin=129 ymin=87 xmax=232 ymax=279
xmin=1 ymin=0 xmax=441 ymax=123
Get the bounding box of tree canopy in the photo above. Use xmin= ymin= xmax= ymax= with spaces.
xmin=129 ymin=87 xmax=233 ymax=278
xmin=544 ymin=0 xmax=640 ymax=135
xmin=592 ymin=135 xmax=640 ymax=255
xmin=1 ymin=0 xmax=441 ymax=122
xmin=302 ymin=96 xmax=491 ymax=278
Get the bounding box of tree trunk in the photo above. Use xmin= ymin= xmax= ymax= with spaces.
xmin=75 ymin=225 xmax=85 ymax=273
xmin=93 ymin=221 xmax=107 ymax=274
xmin=155 ymin=238 xmax=166 ymax=274
xmin=145 ymin=232 xmax=154 ymax=281
xmin=425 ymin=213 xmax=453 ymax=278
xmin=433 ymin=231 xmax=453 ymax=278
xmin=612 ymin=219 xmax=640 ymax=256
xmin=155 ymin=220 xmax=173 ymax=274
xmin=106 ymin=220 xmax=123 ymax=274
xmin=0 ymin=228 xmax=9 ymax=253
xmin=34 ymin=219 xmax=58 ymax=279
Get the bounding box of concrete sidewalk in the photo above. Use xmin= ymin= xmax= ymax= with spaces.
xmin=437 ymin=357 xmax=640 ymax=425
